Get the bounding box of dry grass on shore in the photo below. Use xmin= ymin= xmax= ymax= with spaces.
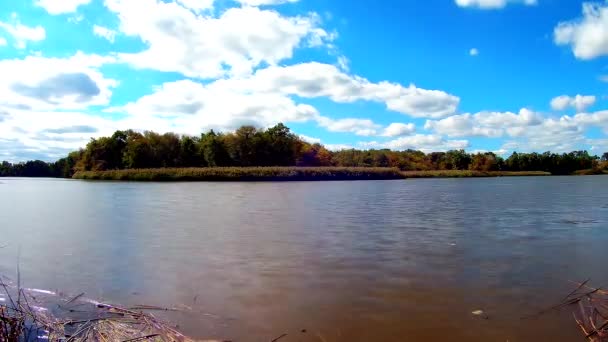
xmin=72 ymin=167 xmax=557 ymax=181
xmin=400 ymin=170 xmax=551 ymax=178
xmin=0 ymin=277 xmax=199 ymax=342
xmin=72 ymin=167 xmax=406 ymax=181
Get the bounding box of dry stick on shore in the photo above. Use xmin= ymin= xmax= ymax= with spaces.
xmin=0 ymin=277 xmax=211 ymax=341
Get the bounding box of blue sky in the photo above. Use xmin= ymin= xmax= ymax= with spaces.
xmin=0 ymin=0 xmax=607 ymax=161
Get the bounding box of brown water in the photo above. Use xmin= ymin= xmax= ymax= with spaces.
xmin=1 ymin=176 xmax=608 ymax=341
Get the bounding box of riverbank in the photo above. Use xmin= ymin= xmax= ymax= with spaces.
xmin=73 ymin=167 xmax=406 ymax=181
xmin=72 ymin=167 xmax=559 ymax=181
xmin=401 ymin=170 xmax=552 ymax=178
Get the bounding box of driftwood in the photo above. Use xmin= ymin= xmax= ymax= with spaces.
xmin=0 ymin=275 xmax=201 ymax=342
xmin=533 ymin=280 xmax=608 ymax=341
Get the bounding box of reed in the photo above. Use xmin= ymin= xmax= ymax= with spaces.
xmin=73 ymin=167 xmax=406 ymax=181
xmin=400 ymin=170 xmax=551 ymax=178
xmin=0 ymin=276 xmax=199 ymax=342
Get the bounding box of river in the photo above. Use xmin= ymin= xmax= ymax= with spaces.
xmin=1 ymin=176 xmax=607 ymax=341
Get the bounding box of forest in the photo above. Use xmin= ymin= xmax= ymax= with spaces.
xmin=1 ymin=123 xmax=607 ymax=178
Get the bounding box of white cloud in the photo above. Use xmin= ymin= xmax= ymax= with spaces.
xmin=235 ymin=0 xmax=299 ymax=6
xmin=216 ymin=62 xmax=459 ymax=118
xmin=0 ymin=18 xmax=45 ymax=49
xmin=495 ymin=110 xmax=608 ymax=153
xmin=0 ymin=37 xmax=6 ymax=46
xmin=362 ymin=135 xmax=469 ymax=152
xmin=496 ymin=109 xmax=608 ymax=153
xmin=110 ymin=75 xmax=426 ymax=138
xmin=382 ymin=123 xmax=416 ymax=137
xmin=469 ymin=48 xmax=479 ymax=56
xmin=110 ymin=79 xmax=318 ymax=135
xmin=316 ymin=117 xmax=381 ymax=136
xmin=93 ymin=25 xmax=117 ymax=43
xmin=35 ymin=0 xmax=92 ymax=14
xmin=298 ymin=134 xmax=321 ymax=144
xmin=324 ymin=144 xmax=353 ymax=151
xmin=550 ymin=94 xmax=596 ymax=111
xmin=337 ymin=55 xmax=349 ymax=71
xmin=176 ymin=0 xmax=214 ymax=12
xmin=0 ymin=108 xmax=119 ymax=161
xmin=105 ymin=0 xmax=333 ymax=78
xmin=424 ymin=108 xmax=542 ymax=138
xmin=0 ymin=52 xmax=117 ymax=111
xmin=455 ymin=0 xmax=537 ymax=9
xmin=587 ymin=139 xmax=608 ymax=153
xmin=554 ymin=2 xmax=608 ymax=60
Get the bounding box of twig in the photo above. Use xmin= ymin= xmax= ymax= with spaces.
xmin=270 ymin=333 xmax=288 ymax=342
xmin=565 ymin=279 xmax=591 ymax=300
xmin=122 ymin=333 xmax=160 ymax=341
xmin=65 ymin=292 xmax=85 ymax=305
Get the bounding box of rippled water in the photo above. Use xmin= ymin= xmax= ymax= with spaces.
xmin=1 ymin=176 xmax=608 ymax=341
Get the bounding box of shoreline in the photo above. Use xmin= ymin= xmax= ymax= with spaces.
xmin=71 ymin=167 xmax=557 ymax=181
xmin=72 ymin=167 xmax=407 ymax=181
xmin=401 ymin=170 xmax=552 ymax=178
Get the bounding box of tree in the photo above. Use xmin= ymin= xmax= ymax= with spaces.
xmin=122 ymin=131 xmax=152 ymax=169
xmin=178 ymin=135 xmax=201 ymax=167
xmin=200 ymin=130 xmax=231 ymax=167
xmin=469 ymin=152 xmax=499 ymax=171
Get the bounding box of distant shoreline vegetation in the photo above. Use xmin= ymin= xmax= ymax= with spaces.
xmin=72 ymin=167 xmax=406 ymax=181
xmin=1 ymin=123 xmax=608 ymax=180
xmin=71 ymin=168 xmax=554 ymax=181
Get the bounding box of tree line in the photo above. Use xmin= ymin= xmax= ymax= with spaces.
xmin=1 ymin=123 xmax=608 ymax=178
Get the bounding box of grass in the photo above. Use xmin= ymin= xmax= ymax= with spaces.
xmin=73 ymin=167 xmax=406 ymax=181
xmin=400 ymin=170 xmax=551 ymax=178
xmin=72 ymin=167 xmax=557 ymax=181
xmin=73 ymin=167 xmax=551 ymax=181
xmin=573 ymin=168 xmax=608 ymax=176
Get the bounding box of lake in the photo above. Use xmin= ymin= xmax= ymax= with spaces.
xmin=1 ymin=176 xmax=607 ymax=341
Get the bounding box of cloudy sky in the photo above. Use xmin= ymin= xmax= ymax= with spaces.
xmin=0 ymin=0 xmax=607 ymax=161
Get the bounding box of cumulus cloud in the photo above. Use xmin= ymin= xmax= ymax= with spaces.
xmin=175 ymin=0 xmax=214 ymax=12
xmin=216 ymin=62 xmax=459 ymax=118
xmin=316 ymin=117 xmax=381 ymax=136
xmin=298 ymin=134 xmax=321 ymax=144
xmin=554 ymin=2 xmax=608 ymax=60
xmin=0 ymin=53 xmax=117 ymax=110
xmin=550 ymin=95 xmax=596 ymax=111
xmin=111 ymin=77 xmax=404 ymax=137
xmin=500 ymin=126 xmax=584 ymax=153
xmin=235 ymin=0 xmax=299 ymax=6
xmin=361 ymin=135 xmax=469 ymax=152
xmin=382 ymin=123 xmax=416 ymax=137
xmin=0 ymin=18 xmax=45 ymax=49
xmin=110 ymin=79 xmax=319 ymax=135
xmin=105 ymin=0 xmax=334 ymax=78
xmin=424 ymin=108 xmax=542 ymax=138
xmin=12 ymin=73 xmax=101 ymax=105
xmin=324 ymin=144 xmax=354 ymax=151
xmin=93 ymin=25 xmax=117 ymax=43
xmin=455 ymin=0 xmax=537 ymax=9
xmin=35 ymin=0 xmax=92 ymax=14
xmin=42 ymin=125 xmax=99 ymax=134
xmin=0 ymin=108 xmax=119 ymax=161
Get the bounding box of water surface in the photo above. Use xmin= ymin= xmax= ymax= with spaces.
xmin=1 ymin=176 xmax=607 ymax=341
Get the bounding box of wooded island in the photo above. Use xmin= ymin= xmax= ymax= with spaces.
xmin=1 ymin=123 xmax=606 ymax=180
